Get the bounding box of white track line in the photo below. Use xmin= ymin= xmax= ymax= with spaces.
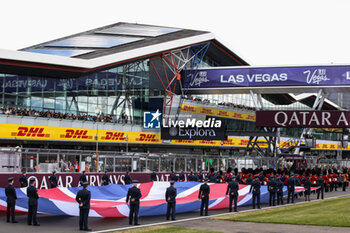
xmin=92 ymin=193 xmax=350 ymax=233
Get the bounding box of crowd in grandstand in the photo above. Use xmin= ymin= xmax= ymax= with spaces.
xmin=217 ymin=102 xmax=256 ymax=111
xmin=0 ymin=107 xmax=129 ymax=123
xmin=185 ymin=96 xmax=256 ymax=111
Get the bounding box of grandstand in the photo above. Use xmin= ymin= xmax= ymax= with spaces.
xmin=0 ymin=22 xmax=348 ymax=177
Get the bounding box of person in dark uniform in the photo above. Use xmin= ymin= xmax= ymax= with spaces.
xmin=27 ymin=178 xmax=39 ymax=226
xmin=170 ymin=171 xmax=178 ymax=182
xmin=199 ymin=178 xmax=210 ymax=216
xmin=226 ymin=176 xmax=239 ymax=212
xmin=249 ymin=175 xmax=261 ymax=209
xmin=102 ymin=171 xmax=111 ymax=186
xmin=49 ymin=171 xmax=58 ymax=189
xmin=317 ymin=174 xmax=324 ymax=200
xmin=126 ymin=180 xmax=142 ymax=225
xmin=193 ymin=172 xmax=198 ymax=182
xmin=304 ymin=177 xmax=311 ymax=202
xmin=287 ymin=174 xmax=295 ymax=204
xmin=188 ymin=171 xmax=194 ymax=181
xmin=267 ymin=175 xmax=277 ymax=206
xmin=5 ymin=177 xmax=18 ymax=223
xmin=19 ymin=171 xmax=28 ymax=188
xmin=124 ymin=172 xmax=132 ymax=185
xmin=150 ymin=170 xmax=157 ymax=181
xmin=165 ymin=180 xmax=177 ymax=220
xmin=293 ymin=174 xmax=300 ymax=200
xmin=246 ymin=174 xmax=253 ymax=185
xmin=79 ymin=171 xmax=87 ymax=186
xmin=276 ymin=177 xmax=284 ymax=205
xmin=208 ymin=168 xmax=216 ymax=183
xmin=75 ymin=181 xmax=91 ymax=231
xmin=179 ymin=171 xmax=185 ymax=182
xmin=197 ymin=171 xmax=204 ymax=182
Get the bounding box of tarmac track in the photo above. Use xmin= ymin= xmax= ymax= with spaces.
xmin=0 ymin=189 xmax=348 ymax=233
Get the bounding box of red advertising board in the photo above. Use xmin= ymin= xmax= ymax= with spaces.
xmin=0 ymin=172 xmax=190 ymax=189
xmin=256 ymin=111 xmax=350 ymax=128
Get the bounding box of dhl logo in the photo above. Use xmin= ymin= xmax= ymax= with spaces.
xmin=102 ymin=132 xmax=125 ymax=141
xmin=198 ymin=140 xmax=216 ymax=145
xmin=218 ymin=111 xmax=229 ymax=116
xmin=233 ymin=113 xmax=243 ymax=118
xmin=201 ymin=108 xmax=213 ymax=114
xmin=222 ymin=139 xmax=235 ymax=146
xmin=239 ymin=139 xmax=267 ymax=146
xmin=174 ymin=140 xmax=195 ymax=143
xmin=11 ymin=127 xmax=49 ymax=138
xmin=182 ymin=105 xmax=196 ymax=112
xmin=246 ymin=115 xmax=256 ymax=121
xmin=60 ymin=130 xmax=92 ymax=139
xmin=136 ymin=134 xmax=158 ymax=142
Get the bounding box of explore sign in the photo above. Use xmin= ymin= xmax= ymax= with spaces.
xmin=256 ymin=111 xmax=350 ymax=128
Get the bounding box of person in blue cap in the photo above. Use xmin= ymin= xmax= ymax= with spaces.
xmin=27 ymin=177 xmax=39 ymax=226
xmin=126 ymin=180 xmax=142 ymax=225
xmin=199 ymin=178 xmax=210 ymax=216
xmin=102 ymin=171 xmax=111 ymax=186
xmin=267 ymin=175 xmax=276 ymax=206
xmin=287 ymin=173 xmax=295 ymax=203
xmin=165 ymin=180 xmax=177 ymax=220
xmin=226 ymin=176 xmax=239 ymax=212
xmin=276 ymin=177 xmax=284 ymax=205
xmin=49 ymin=171 xmax=58 ymax=189
xmin=5 ymin=177 xmax=18 ymax=223
xmin=249 ymin=175 xmax=261 ymax=209
xmin=76 ymin=181 xmax=91 ymax=231
xmin=19 ymin=171 xmax=28 ymax=188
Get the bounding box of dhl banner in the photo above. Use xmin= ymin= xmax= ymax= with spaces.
xmin=0 ymin=123 xmax=160 ymax=144
xmin=180 ymin=104 xmax=256 ymax=122
xmin=0 ymin=123 xmax=348 ymax=150
xmin=172 ymin=138 xmax=349 ymax=150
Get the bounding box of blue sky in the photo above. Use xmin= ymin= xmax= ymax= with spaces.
xmin=1 ymin=0 xmax=349 ymax=66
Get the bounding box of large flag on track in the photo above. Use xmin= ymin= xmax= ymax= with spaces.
xmin=0 ymin=182 xmax=310 ymax=217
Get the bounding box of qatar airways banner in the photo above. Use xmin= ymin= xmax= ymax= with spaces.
xmin=0 ymin=172 xmax=189 ymax=189
xmin=184 ymin=66 xmax=350 ymax=88
xmin=256 ymin=111 xmax=350 ymax=128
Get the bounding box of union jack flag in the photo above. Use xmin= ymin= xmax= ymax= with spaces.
xmin=0 ymin=182 xmax=311 ymax=217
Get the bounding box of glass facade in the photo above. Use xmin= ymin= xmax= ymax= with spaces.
xmin=0 ymin=45 xmax=342 ymax=142
xmin=0 ymin=59 xmax=150 ymax=123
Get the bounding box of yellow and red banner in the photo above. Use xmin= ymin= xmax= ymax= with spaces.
xmin=180 ymin=104 xmax=256 ymax=122
xmin=0 ymin=123 xmax=348 ymax=150
xmin=0 ymin=123 xmax=160 ymax=144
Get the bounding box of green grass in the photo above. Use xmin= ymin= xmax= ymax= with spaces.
xmin=114 ymin=225 xmax=221 ymax=233
xmin=214 ymin=196 xmax=350 ymax=227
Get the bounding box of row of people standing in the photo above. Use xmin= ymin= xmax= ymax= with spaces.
xmin=5 ymin=172 xmax=333 ymax=231
xmin=5 ymin=177 xmax=40 ymax=226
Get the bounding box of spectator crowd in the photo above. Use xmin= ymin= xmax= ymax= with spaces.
xmin=0 ymin=108 xmax=129 ymax=124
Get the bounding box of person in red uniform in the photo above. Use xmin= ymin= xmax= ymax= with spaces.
xmin=322 ymin=171 xmax=329 ymax=192
xmin=310 ymin=173 xmax=317 ymax=187
xmin=241 ymin=172 xmax=249 ymax=184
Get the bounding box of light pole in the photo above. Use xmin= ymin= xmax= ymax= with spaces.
xmin=95 ymin=108 xmax=101 ymax=172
